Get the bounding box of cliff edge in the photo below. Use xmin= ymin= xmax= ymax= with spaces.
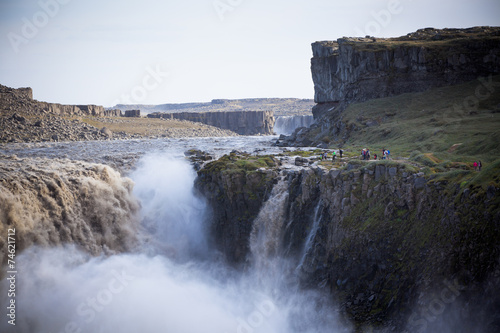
xmin=278 ymin=27 xmax=500 ymax=148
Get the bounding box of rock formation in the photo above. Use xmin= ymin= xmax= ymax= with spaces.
xmin=148 ymin=111 xmax=275 ymax=135
xmin=311 ymin=27 xmax=500 ymax=106
xmin=1 ymin=84 xmax=122 ymax=117
xmin=195 ymin=154 xmax=500 ymax=331
xmin=124 ymin=109 xmax=141 ymax=117
xmin=277 ymin=27 xmax=500 ymax=146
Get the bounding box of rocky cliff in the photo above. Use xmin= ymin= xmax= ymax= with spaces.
xmin=148 ymin=110 xmax=275 ymax=135
xmin=312 ymin=27 xmax=500 ymax=109
xmin=195 ymin=154 xmax=500 ymax=331
xmin=0 ymin=84 xmax=122 ymax=117
xmin=280 ymin=27 xmax=500 ymax=147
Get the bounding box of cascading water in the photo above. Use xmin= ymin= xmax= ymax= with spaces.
xmin=0 ymin=153 xmax=349 ymax=333
xmin=274 ymin=115 xmax=314 ymax=135
xmin=297 ymin=200 xmax=323 ymax=273
xmin=129 ymin=154 xmax=209 ymax=260
xmin=249 ymin=177 xmax=289 ymax=277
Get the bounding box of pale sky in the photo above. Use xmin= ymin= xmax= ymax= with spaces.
xmin=1 ymin=0 xmax=499 ymax=107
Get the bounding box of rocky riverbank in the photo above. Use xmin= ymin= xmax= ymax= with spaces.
xmin=0 ymin=84 xmax=238 ymax=143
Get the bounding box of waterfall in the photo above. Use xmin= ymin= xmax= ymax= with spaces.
xmin=297 ymin=200 xmax=322 ymax=272
xmin=274 ymin=115 xmax=314 ymax=135
xmin=0 ymin=155 xmax=349 ymax=333
xmin=249 ymin=177 xmax=289 ymax=277
xmin=0 ymin=156 xmax=140 ymax=258
xmin=129 ymin=154 xmax=208 ymax=261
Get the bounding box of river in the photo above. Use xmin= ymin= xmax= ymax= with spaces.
xmin=0 ymin=136 xmax=350 ymax=333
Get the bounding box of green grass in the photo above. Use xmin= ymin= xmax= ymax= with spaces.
xmin=201 ymin=153 xmax=277 ymax=175
xmin=336 ymin=75 xmax=500 ymax=164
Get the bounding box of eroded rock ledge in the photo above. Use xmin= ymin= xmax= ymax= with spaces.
xmin=312 ymin=26 xmax=500 ymax=107
xmin=195 ymin=153 xmax=500 ymax=331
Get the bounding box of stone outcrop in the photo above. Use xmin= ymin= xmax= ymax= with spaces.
xmin=279 ymin=27 xmax=500 ymax=147
xmin=148 ymin=111 xmax=275 ymax=135
xmin=0 ymin=84 xmax=122 ymax=117
xmin=195 ymin=153 xmax=279 ymax=263
xmin=36 ymin=102 xmax=122 ymax=117
xmin=0 ymin=85 xmax=32 ymax=100
xmin=124 ymin=109 xmax=140 ymax=117
xmin=195 ymin=155 xmax=500 ymax=331
xmin=311 ymin=27 xmax=500 ymax=107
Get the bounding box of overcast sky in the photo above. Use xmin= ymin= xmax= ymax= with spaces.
xmin=1 ymin=0 xmax=499 ymax=106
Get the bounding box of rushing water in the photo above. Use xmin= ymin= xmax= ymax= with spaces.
xmin=0 ymin=137 xmax=350 ymax=333
xmin=274 ymin=115 xmax=314 ymax=135
xmin=0 ymin=136 xmax=282 ymax=171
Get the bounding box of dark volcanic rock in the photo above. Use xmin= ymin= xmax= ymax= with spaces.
xmin=196 ymin=156 xmax=500 ymax=331
xmin=312 ymin=27 xmax=500 ymax=105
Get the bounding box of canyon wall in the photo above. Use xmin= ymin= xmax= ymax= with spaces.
xmin=312 ymin=27 xmax=500 ymax=109
xmin=148 ymin=110 xmax=275 ymax=135
xmin=37 ymin=102 xmax=122 ymax=117
xmin=195 ymin=156 xmax=500 ymax=331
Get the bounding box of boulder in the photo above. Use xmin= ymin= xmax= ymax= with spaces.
xmin=100 ymin=127 xmax=113 ymax=138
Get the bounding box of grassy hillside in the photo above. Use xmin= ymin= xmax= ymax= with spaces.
xmin=338 ymin=75 xmax=500 ymax=163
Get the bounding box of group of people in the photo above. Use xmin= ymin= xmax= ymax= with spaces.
xmin=361 ymin=148 xmax=390 ymax=160
xmin=319 ymin=149 xmax=343 ymax=161
xmin=319 ymin=148 xmax=483 ymax=172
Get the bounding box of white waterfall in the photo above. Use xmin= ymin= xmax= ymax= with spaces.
xmin=274 ymin=115 xmax=315 ymax=135
xmin=297 ymin=200 xmax=322 ymax=271
xmin=249 ymin=178 xmax=289 ymax=276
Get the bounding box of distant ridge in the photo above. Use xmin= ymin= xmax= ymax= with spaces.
xmin=112 ymin=98 xmax=315 ymax=117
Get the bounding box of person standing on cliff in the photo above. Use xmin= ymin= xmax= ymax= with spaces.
xmin=478 ymin=161 xmax=482 ymax=171
xmin=339 ymin=149 xmax=343 ymax=158
xmin=473 ymin=161 xmax=478 ymax=171
xmin=332 ymin=151 xmax=336 ymax=161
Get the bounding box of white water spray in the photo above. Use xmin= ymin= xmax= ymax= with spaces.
xmin=0 ymin=155 xmax=350 ymax=333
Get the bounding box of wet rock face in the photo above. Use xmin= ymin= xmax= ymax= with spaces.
xmin=311 ymin=27 xmax=500 ymax=104
xmin=196 ymin=157 xmax=500 ymax=330
xmin=195 ymin=162 xmax=278 ymax=264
